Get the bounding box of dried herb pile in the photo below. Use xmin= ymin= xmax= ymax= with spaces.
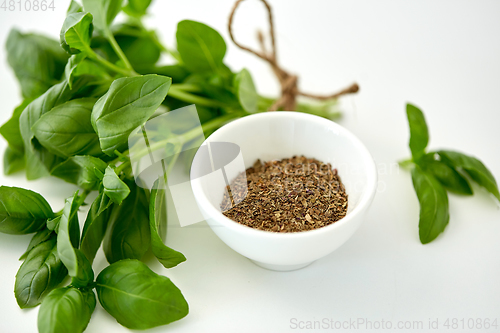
xmin=222 ymin=156 xmax=348 ymax=232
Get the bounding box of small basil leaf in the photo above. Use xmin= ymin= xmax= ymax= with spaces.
xmin=91 ymin=75 xmax=172 ymax=155
xmin=96 ymin=259 xmax=188 ymax=329
xmin=47 ymin=215 xmax=61 ymax=232
xmin=57 ymin=192 xmax=95 ymax=287
xmin=15 ymin=237 xmax=67 ymax=308
xmin=176 ymin=20 xmax=226 ymax=74
xmin=0 ymin=186 xmax=53 ymax=235
xmin=82 ymin=0 xmax=123 ymax=33
xmin=3 ymin=146 xmax=25 ymax=175
xmin=437 ymin=150 xmax=500 ymax=201
xmin=0 ymin=100 xmax=32 ymax=153
xmin=150 ymin=179 xmax=186 ymax=268
xmin=123 ymin=0 xmax=152 ymax=17
xmin=418 ymin=153 xmax=473 ymax=195
xmin=51 ymin=155 xmax=107 ymax=190
xmin=38 ymin=286 xmax=96 ymax=333
xmin=81 ymin=191 xmax=112 ymax=263
xmin=406 ymin=103 xmax=429 ymax=160
xmin=411 ymin=165 xmax=450 ymax=244
xmin=103 ymin=166 xmax=130 ymax=204
xmin=234 ymin=68 xmax=258 ymax=113
xmin=19 ymin=228 xmax=54 ymax=260
xmin=6 ymin=29 xmax=68 ymax=99
xmin=104 ymin=182 xmax=150 ymax=263
xmin=20 ymin=81 xmax=73 ymax=179
xmin=32 ymin=98 xmax=102 ymax=158
xmin=67 ymin=0 xmax=83 ymax=14
xmin=60 ymin=12 xmax=94 ymax=54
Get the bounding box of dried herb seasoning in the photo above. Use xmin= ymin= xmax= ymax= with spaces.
xmin=221 ymin=156 xmax=348 ymax=232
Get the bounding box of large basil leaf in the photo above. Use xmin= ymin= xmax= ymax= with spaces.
xmin=176 ymin=20 xmax=226 ymax=74
xmin=406 ymin=103 xmax=429 ymax=160
xmin=0 ymin=100 xmax=32 ymax=153
xmin=20 ymin=81 xmax=73 ymax=179
xmin=96 ymin=259 xmax=188 ymax=329
xmin=82 ymin=0 xmax=123 ymax=33
xmin=91 ymin=75 xmax=171 ymax=155
xmin=81 ymin=191 xmax=112 ymax=263
xmin=6 ymin=29 xmax=68 ymax=99
xmin=234 ymin=68 xmax=258 ymax=113
xmin=60 ymin=12 xmax=94 ymax=54
xmin=411 ymin=165 xmax=450 ymax=244
xmin=150 ymin=179 xmax=186 ymax=268
xmin=32 ymin=98 xmax=102 ymax=158
xmin=57 ymin=192 xmax=94 ymax=287
xmin=0 ymin=186 xmax=53 ymax=235
xmin=19 ymin=228 xmax=54 ymax=260
xmin=438 ymin=150 xmax=500 ymax=201
xmin=15 ymin=237 xmax=67 ymax=308
xmin=3 ymin=146 xmax=24 ymax=175
xmin=103 ymin=166 xmax=130 ymax=204
xmin=51 ymin=155 xmax=107 ymax=190
xmin=104 ymin=182 xmax=150 ymax=263
xmin=38 ymin=286 xmax=96 ymax=333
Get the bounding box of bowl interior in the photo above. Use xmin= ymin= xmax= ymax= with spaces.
xmin=192 ymin=112 xmax=376 ymax=225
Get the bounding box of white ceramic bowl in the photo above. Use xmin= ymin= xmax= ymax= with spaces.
xmin=190 ymin=112 xmax=377 ymax=271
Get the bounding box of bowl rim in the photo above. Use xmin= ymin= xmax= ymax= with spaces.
xmin=190 ymin=111 xmax=377 ymax=239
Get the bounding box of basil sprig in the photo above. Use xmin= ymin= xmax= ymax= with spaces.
xmin=0 ymin=0 xmax=345 ymax=331
xmin=404 ymin=103 xmax=499 ymax=244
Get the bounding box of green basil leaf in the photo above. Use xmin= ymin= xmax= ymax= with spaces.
xmin=117 ymin=35 xmax=161 ymax=72
xmin=3 ymin=146 xmax=25 ymax=175
xmin=67 ymin=0 xmax=83 ymax=14
xmin=38 ymin=286 xmax=96 ymax=333
xmin=176 ymin=20 xmax=226 ymax=74
xmin=82 ymin=0 xmax=123 ymax=33
xmin=15 ymin=237 xmax=67 ymax=308
xmin=0 ymin=186 xmax=53 ymax=235
xmin=6 ymin=29 xmax=68 ymax=99
xmin=20 ymin=81 xmax=73 ymax=179
xmin=418 ymin=153 xmax=473 ymax=195
xmin=19 ymin=228 xmax=54 ymax=260
xmin=47 ymin=215 xmax=61 ymax=232
xmin=406 ymin=103 xmax=429 ymax=160
xmin=32 ymin=98 xmax=102 ymax=158
xmin=150 ymin=179 xmax=186 ymax=268
xmin=65 ymin=54 xmax=110 ymax=90
xmin=438 ymin=150 xmax=500 ymax=201
xmin=411 ymin=165 xmax=450 ymax=244
xmin=81 ymin=191 xmax=112 ymax=263
xmin=234 ymin=68 xmax=258 ymax=113
xmin=0 ymin=100 xmax=32 ymax=153
xmin=123 ymin=0 xmax=152 ymax=17
xmin=51 ymin=155 xmax=107 ymax=190
xmin=103 ymin=166 xmax=130 ymax=204
xmin=104 ymin=182 xmax=150 ymax=263
xmin=60 ymin=12 xmax=94 ymax=54
xmin=57 ymin=192 xmax=94 ymax=287
xmin=91 ymin=75 xmax=171 ymax=155
xmin=96 ymin=259 xmax=188 ymax=329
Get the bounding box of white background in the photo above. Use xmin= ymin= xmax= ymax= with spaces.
xmin=1 ymin=0 xmax=500 ymax=332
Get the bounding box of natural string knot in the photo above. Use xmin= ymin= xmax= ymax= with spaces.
xmin=228 ymin=0 xmax=359 ymax=111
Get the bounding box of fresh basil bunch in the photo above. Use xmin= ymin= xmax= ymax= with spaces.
xmin=0 ymin=0 xmax=341 ymax=332
xmin=403 ymin=104 xmax=500 ymax=244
